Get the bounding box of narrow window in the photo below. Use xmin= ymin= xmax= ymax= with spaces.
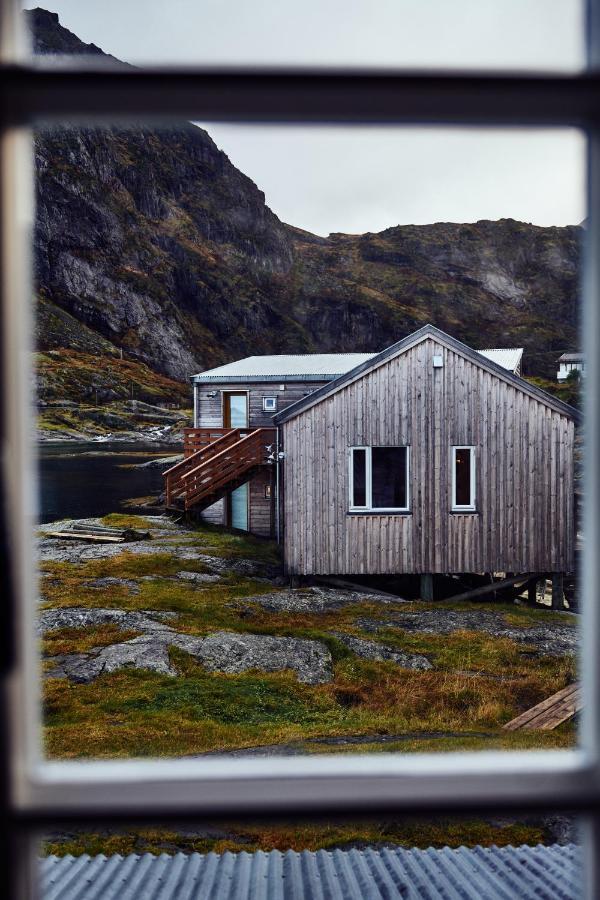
xmin=372 ymin=447 xmax=408 ymax=509
xmin=351 ymin=447 xmax=367 ymax=508
xmin=452 ymin=446 xmax=476 ymax=511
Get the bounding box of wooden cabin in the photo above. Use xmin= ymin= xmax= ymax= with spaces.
xmin=164 ymin=326 xmax=576 ymax=595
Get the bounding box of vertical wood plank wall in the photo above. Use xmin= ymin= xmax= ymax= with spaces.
xmin=282 ymin=338 xmax=575 ymax=576
xmin=195 ymin=380 xmax=326 ymax=535
xmin=194 ymin=381 xmax=330 ymax=429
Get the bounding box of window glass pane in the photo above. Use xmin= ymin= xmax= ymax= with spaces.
xmin=24 ymin=2 xmax=584 ymax=72
xmin=228 ymin=394 xmax=248 ymax=427
xmin=372 ymin=447 xmax=407 ymax=509
xmin=455 ymin=448 xmax=472 ymax=507
xmin=352 ymin=448 xmax=367 ymax=507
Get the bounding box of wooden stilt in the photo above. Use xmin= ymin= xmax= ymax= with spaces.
xmin=552 ymin=572 xmax=565 ymax=611
xmin=527 ymin=578 xmax=538 ymax=606
xmin=421 ymin=574 xmax=434 ymax=602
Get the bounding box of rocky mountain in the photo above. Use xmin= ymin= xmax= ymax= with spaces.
xmin=29 ymin=7 xmax=581 ymax=396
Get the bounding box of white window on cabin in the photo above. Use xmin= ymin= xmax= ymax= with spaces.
xmin=263 ymin=397 xmax=277 ymax=412
xmin=349 ymin=446 xmax=410 ymax=512
xmin=451 ymin=446 xmax=476 ymax=511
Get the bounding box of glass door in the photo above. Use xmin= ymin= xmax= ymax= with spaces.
xmin=223 ymin=391 xmax=248 ymax=428
xmin=230 ymin=482 xmax=249 ymax=531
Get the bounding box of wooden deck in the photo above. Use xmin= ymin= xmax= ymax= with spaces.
xmin=502 ymin=683 xmax=581 ymax=731
xmin=164 ymin=426 xmax=276 ymax=511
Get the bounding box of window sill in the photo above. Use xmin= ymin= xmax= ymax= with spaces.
xmin=347 ymin=510 xmax=412 ymax=516
xmin=450 ymin=509 xmax=479 ymax=515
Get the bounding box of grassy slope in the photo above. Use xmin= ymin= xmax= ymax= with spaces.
xmin=41 ymin=519 xmax=576 ymax=759
xmin=37 ymin=349 xmax=191 ymax=437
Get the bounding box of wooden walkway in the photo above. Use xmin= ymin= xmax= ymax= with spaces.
xmin=503 ymin=683 xmax=581 ymax=731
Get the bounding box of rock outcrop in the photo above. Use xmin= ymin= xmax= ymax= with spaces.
xmin=28 ymin=7 xmax=581 ymax=404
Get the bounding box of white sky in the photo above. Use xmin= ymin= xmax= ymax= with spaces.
xmin=24 ymin=2 xmax=587 ymax=234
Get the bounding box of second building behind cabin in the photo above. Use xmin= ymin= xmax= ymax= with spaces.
xmin=191 ymin=353 xmax=374 ymax=534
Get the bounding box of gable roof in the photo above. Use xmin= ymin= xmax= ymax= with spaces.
xmin=191 ymin=353 xmax=376 ymax=383
xmin=274 ymin=324 xmax=579 ymax=425
xmin=558 ymin=352 xmax=585 ymax=363
xmin=39 ymin=843 xmax=580 ymax=899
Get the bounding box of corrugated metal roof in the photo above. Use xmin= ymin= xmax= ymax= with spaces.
xmin=192 ymin=353 xmax=376 ymax=382
xmin=39 ymin=842 xmax=581 ymax=899
xmin=192 ymin=346 xmax=523 ymax=382
xmin=478 ymin=347 xmax=524 ymax=373
xmin=558 ymin=352 xmax=584 ymax=363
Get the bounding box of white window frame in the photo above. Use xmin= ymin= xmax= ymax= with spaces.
xmin=451 ymin=445 xmax=476 ymax=512
xmin=349 ymin=445 xmax=410 ymax=512
xmin=262 ymin=396 xmax=277 ymax=412
xmin=2 ymin=1 xmax=600 ymax=895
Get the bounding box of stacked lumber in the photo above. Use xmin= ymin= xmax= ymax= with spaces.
xmin=46 ymin=522 xmax=151 ymax=544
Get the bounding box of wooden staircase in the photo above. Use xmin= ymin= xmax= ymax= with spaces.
xmin=163 ymin=427 xmax=276 ymax=512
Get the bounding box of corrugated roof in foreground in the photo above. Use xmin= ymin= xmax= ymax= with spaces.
xmin=39 ymin=842 xmax=581 ymax=900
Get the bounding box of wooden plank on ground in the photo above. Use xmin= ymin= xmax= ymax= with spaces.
xmin=503 ymin=683 xmax=581 ymax=731
xmin=46 ymin=532 xmax=125 ymax=544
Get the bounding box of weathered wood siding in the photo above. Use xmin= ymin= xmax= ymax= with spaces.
xmin=282 ymin=337 xmax=575 ymax=576
xmin=201 ymin=471 xmax=274 ymax=537
xmin=195 ymin=380 xmax=311 ymax=535
xmin=194 ymin=381 xmax=329 ymax=429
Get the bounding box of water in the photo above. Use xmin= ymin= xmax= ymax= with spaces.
xmin=38 ymin=442 xmax=176 ymax=524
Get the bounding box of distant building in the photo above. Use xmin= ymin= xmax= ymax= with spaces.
xmin=557 ymin=352 xmax=585 ymax=382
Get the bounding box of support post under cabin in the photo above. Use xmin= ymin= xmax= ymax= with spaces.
xmin=527 ymin=578 xmax=538 ymax=606
xmin=420 ymin=574 xmax=434 ymax=602
xmin=551 ymin=573 xmax=565 ymax=611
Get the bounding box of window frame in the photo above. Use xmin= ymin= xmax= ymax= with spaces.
xmin=349 ymin=445 xmax=410 ymax=512
xmin=262 ymin=396 xmax=277 ymax=412
xmin=2 ymin=1 xmax=600 ymax=896
xmin=451 ymin=445 xmax=476 ymax=512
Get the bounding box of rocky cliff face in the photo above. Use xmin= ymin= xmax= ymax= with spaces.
xmin=29 ymin=7 xmax=581 ymax=386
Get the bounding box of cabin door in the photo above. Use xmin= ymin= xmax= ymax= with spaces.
xmin=228 ymin=482 xmax=249 ymax=531
xmin=223 ymin=392 xmax=249 ymax=531
xmin=223 ymin=391 xmax=248 ymax=428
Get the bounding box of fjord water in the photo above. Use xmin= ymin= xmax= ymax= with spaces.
xmin=38 ymin=443 xmax=170 ymax=524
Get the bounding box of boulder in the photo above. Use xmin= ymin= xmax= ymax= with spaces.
xmin=187 ymin=631 xmax=333 ymax=685
xmin=330 ymin=631 xmax=433 ymax=670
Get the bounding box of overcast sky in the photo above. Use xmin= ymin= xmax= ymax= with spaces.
xmin=24 ymin=1 xmax=586 ymax=234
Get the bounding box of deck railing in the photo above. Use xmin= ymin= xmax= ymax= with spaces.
xmin=164 ymin=429 xmax=242 ymax=506
xmin=163 ymin=427 xmax=276 ymax=510
xmin=183 ymin=427 xmax=251 ymax=457
xmin=182 ymin=427 xmax=276 ymax=510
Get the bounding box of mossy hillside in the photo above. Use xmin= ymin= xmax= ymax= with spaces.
xmin=37 ymin=348 xmax=189 ymax=406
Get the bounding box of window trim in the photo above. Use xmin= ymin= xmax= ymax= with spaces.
xmin=451 ymin=445 xmax=476 ymax=512
xmin=349 ymin=445 xmax=410 ymax=512
xmin=3 ymin=3 xmax=600 ymax=895
xmin=262 ymin=396 xmax=277 ymax=412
